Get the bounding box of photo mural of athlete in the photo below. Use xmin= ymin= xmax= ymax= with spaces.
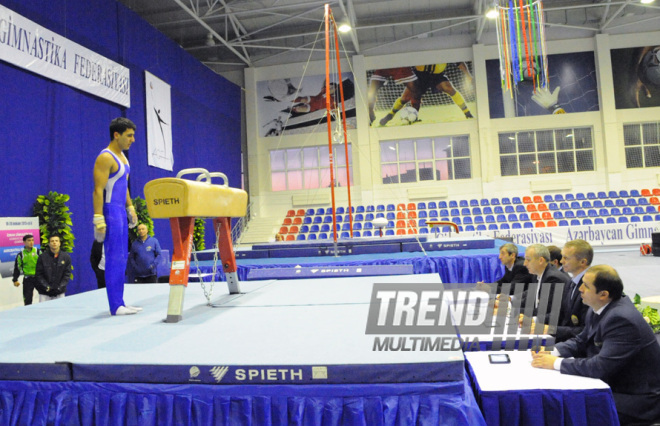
xmin=380 ymin=63 xmax=474 ymax=126
xmin=367 ymin=67 xmax=420 ymax=125
xmin=283 ymin=79 xmax=355 ymax=116
xmin=93 ymin=117 xmax=143 ymax=316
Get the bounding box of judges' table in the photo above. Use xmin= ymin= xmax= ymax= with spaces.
xmin=465 ymin=351 xmax=619 ymax=426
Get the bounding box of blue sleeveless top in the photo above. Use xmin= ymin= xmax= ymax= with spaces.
xmin=102 ymin=149 xmax=130 ymax=206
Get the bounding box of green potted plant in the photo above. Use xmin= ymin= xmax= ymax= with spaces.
xmin=32 ymin=191 xmax=75 ymax=253
xmin=194 ymin=218 xmax=205 ymax=250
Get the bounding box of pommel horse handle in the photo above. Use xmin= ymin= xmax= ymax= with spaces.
xmin=143 ymin=167 xmax=247 ymax=323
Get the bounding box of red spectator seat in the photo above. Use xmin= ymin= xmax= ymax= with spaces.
xmin=522 ymin=196 xmax=533 ymax=204
xmin=279 ymin=226 xmax=288 ymax=234
xmin=397 ymin=203 xmax=406 ymax=211
xmin=397 ymin=212 xmax=406 ymax=219
xmin=533 ymin=195 xmax=543 ymax=203
xmin=641 ymin=189 xmax=652 ymax=196
xmin=542 ymin=212 xmax=552 ymax=220
xmin=408 ymin=211 xmax=417 ymax=219
xmin=535 ymin=221 xmax=546 ymax=228
xmin=396 ymin=229 xmax=406 ymax=235
xmin=396 ymin=220 xmax=406 ymax=228
xmin=296 ymin=209 xmax=305 ymax=216
xmin=527 ymin=204 xmax=537 ymax=212
xmin=286 ymin=235 xmax=295 ymax=241
xmin=293 ymin=217 xmax=302 ymax=225
xmin=537 ymin=203 xmax=548 ymax=211
xmin=407 ymin=228 xmax=417 ymax=234
xmin=286 ymin=210 xmax=295 ymax=217
xmin=654 ymin=189 xmax=660 ymax=196
xmin=546 ymin=220 xmax=558 ymax=227
xmin=289 ymin=226 xmax=299 ymax=233
xmin=650 ymin=197 xmax=660 ymax=205
xmin=407 ymin=203 xmax=416 ymax=211
xmin=283 ymin=218 xmax=292 ymax=226
xmin=530 ymin=212 xmax=541 ymax=221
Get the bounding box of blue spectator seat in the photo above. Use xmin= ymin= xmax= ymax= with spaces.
xmin=428 ymin=201 xmax=438 ymax=209
xmin=449 ymin=201 xmax=458 ymax=208
xmin=582 ymin=218 xmax=592 ymax=225
xmin=593 ymin=200 xmax=604 ymax=208
xmin=452 ymin=217 xmax=462 ymax=225
xmin=554 ymin=194 xmax=565 ymax=202
xmin=472 ymin=207 xmax=482 ymax=215
xmin=363 ymin=230 xmax=373 ymax=237
xmin=597 ymin=191 xmax=608 ymax=199
xmin=417 ymin=202 xmax=426 ymax=210
xmin=554 ymin=211 xmax=564 ymax=219
xmin=336 ymin=216 xmax=343 ymax=223
xmin=565 ymin=194 xmax=575 ymax=201
xmin=319 ymin=233 xmax=328 ymax=239
xmin=469 ymin=199 xmax=478 ymax=207
xmin=576 ymin=193 xmax=585 ymax=200
xmin=615 ymin=199 xmax=626 ymax=207
xmin=429 ymin=210 xmax=439 ymax=218
xmin=305 ymin=209 xmax=315 ymax=216
xmin=565 ymin=211 xmax=576 ymax=219
xmin=356 ymin=206 xmax=365 ymax=213
xmin=297 ymin=234 xmax=306 ymax=241
xmin=594 ymin=218 xmax=605 ymax=224
xmin=608 ymin=191 xmax=618 ymax=198
xmin=523 ymin=222 xmax=533 ymax=228
xmin=587 ymin=192 xmax=597 ymax=200
xmin=485 ymin=215 xmax=495 ymax=223
xmin=630 ymin=216 xmax=641 ymax=223
xmin=582 ymin=201 xmax=592 ymax=208
xmin=570 ymin=219 xmax=580 ymax=226
xmin=387 ymin=221 xmax=395 ymax=228
xmin=418 ymin=211 xmax=428 ymax=219
xmin=655 ymin=215 xmax=660 ymax=221
xmin=491 ymin=198 xmax=501 ymax=206
xmin=519 ymin=213 xmax=530 ymax=222
xmin=634 ymin=206 xmax=645 ymax=215
xmin=483 ymin=206 xmax=493 ymax=215
xmin=354 ymin=214 xmax=364 ymax=221
xmin=336 ymin=207 xmax=345 ymax=215
xmin=311 ymin=225 xmax=320 ymax=233
xmin=618 ymin=217 xmax=628 ymax=223
xmin=377 ymin=204 xmax=386 ymax=212
xmin=505 ymin=205 xmax=515 ymax=213
xmin=365 ymin=213 xmax=375 ymax=221
xmin=364 ymin=222 xmax=373 ymax=230
xmin=323 ymin=216 xmax=333 ymax=223
xmin=340 ymin=232 xmax=350 ymax=239
xmin=639 ymin=198 xmax=650 ymax=206
xmin=548 ymin=203 xmax=559 ymax=211
xmin=508 ymin=213 xmax=519 ymax=222
xmin=619 ymin=190 xmax=629 ymax=198
xmin=544 ymin=195 xmax=553 ymax=202
xmin=353 ymin=231 xmax=361 ymax=238
xmin=512 ymin=197 xmax=522 ymax=204
xmin=494 ymin=206 xmax=504 ymax=214
xmin=626 ymin=198 xmax=637 ymax=206
xmin=386 ymin=204 xmax=395 ymax=211
xmin=512 ymin=222 xmax=522 ymax=229
xmin=463 ymin=217 xmax=473 ymax=225
xmin=303 ymin=217 xmax=312 ymax=224
xmin=320 ymin=224 xmax=331 ymax=232
xmin=439 ymin=209 xmax=449 ymax=217
xmin=474 ymin=215 xmax=484 ymax=224
xmin=497 ymin=214 xmax=507 ymax=223
xmin=386 ymin=212 xmax=395 ymax=220
xmin=630 ymin=190 xmax=640 ymax=197
xmin=476 ymin=224 xmax=487 ymax=231
xmin=308 ymin=234 xmax=317 ymax=240
xmin=481 ymin=199 xmax=490 ymax=206
xmin=643 ymin=215 xmax=653 ymax=222
xmin=419 ymin=228 xmax=429 ymax=234
xmin=313 ymin=216 xmax=322 ymax=224
xmin=385 ymin=230 xmax=395 ymax=236
xmin=516 ymin=205 xmax=526 ymax=213
xmin=343 ymin=215 xmax=351 ymax=222
xmin=450 ymin=208 xmax=460 ymax=216
xmin=500 ymin=223 xmax=510 ymax=230
xmin=610 ymin=208 xmax=621 ymax=216
xmin=315 ymin=208 xmax=325 ymax=215
xmin=461 ymin=208 xmax=471 ymax=216
xmin=622 ymin=207 xmax=633 ymax=215
xmin=418 ymin=219 xmax=427 ymax=227
xmin=324 ymin=208 xmax=333 ymax=215
xmin=366 ymin=205 xmax=375 ymax=212
xmin=603 ymin=200 xmax=614 ymax=208
xmin=606 ymin=218 xmax=616 ymax=224
xmin=460 ymin=200 xmax=469 ymax=208
xmin=571 ymin=201 xmax=581 ymax=209
xmin=488 ymin=224 xmax=498 ymax=230
xmin=300 ymin=225 xmax=309 ymax=233
xmin=465 ymin=225 xmax=475 ymax=232
xmin=438 ymin=201 xmax=447 ymax=208
xmin=588 ymin=209 xmax=599 ymax=217
xmin=647 ymin=206 xmax=657 ymax=214
xmin=501 ymin=197 xmax=511 ymax=205
xmin=341 ymin=223 xmax=350 ymax=231
xmin=558 ymin=220 xmax=569 ymax=226
xmin=560 ymin=202 xmax=570 ymax=210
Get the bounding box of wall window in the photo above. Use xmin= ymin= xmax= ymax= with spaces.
xmin=624 ymin=122 xmax=660 ymax=168
xmin=270 ymin=145 xmax=352 ymax=191
xmin=499 ymin=127 xmax=594 ymax=176
xmin=380 ymin=135 xmax=471 ymax=184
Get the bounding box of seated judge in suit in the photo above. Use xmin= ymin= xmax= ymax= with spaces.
xmin=495 ymin=243 xmax=535 ymax=294
xmin=532 ymin=265 xmax=660 ymax=425
xmin=520 ymin=244 xmax=571 ymax=324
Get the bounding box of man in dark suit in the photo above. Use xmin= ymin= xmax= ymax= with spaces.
xmin=520 ymin=244 xmax=571 ymax=325
xmin=532 ymin=265 xmax=660 ymax=425
xmin=495 ymin=243 xmax=535 ymax=294
xmin=553 ymin=239 xmax=591 ymax=342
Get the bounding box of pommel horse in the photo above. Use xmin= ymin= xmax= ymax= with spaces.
xmin=144 ymin=168 xmax=248 ymax=323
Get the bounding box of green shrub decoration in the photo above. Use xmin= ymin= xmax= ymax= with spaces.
xmin=194 ymin=218 xmax=205 ymax=250
xmin=32 ymin=191 xmax=75 ymax=253
xmin=129 ymin=196 xmax=154 ymax=245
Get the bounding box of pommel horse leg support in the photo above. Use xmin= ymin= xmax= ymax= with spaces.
xmin=213 ymin=217 xmax=241 ymax=294
xmin=166 ymin=217 xmax=195 ymax=323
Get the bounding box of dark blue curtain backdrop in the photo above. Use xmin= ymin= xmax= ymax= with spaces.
xmin=1 ymin=0 xmax=242 ymax=296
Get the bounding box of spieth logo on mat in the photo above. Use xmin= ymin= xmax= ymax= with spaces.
xmin=210 ymin=366 xmax=230 ymax=382
xmin=365 ymin=283 xmax=564 ymax=352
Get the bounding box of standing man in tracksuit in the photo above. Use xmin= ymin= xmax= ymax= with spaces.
xmin=12 ymin=234 xmax=41 ymax=305
xmin=92 ymin=117 xmax=142 ymax=316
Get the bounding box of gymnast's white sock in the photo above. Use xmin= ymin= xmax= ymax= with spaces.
xmin=115 ymin=306 xmax=138 ymax=315
xmin=125 ymin=305 xmax=143 ymax=312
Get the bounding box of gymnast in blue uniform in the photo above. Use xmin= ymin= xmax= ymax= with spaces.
xmin=93 ymin=117 xmax=143 ymax=315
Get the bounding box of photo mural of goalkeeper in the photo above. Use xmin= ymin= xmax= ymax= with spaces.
xmin=367 ymin=62 xmax=476 ymax=127
xmin=611 ymin=46 xmax=660 ymax=109
xmin=485 ymin=51 xmax=599 ymax=118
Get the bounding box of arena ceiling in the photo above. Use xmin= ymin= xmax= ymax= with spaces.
xmin=117 ymin=0 xmax=660 ymax=85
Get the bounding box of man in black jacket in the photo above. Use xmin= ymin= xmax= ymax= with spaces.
xmin=35 ymin=235 xmax=72 ymax=302
xmin=495 ymin=243 xmax=535 ymax=295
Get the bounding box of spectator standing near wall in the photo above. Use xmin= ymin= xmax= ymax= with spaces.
xmin=129 ymin=223 xmax=161 ymax=283
xmin=12 ymin=234 xmax=41 ymax=305
xmin=34 ymin=235 xmax=71 ymax=302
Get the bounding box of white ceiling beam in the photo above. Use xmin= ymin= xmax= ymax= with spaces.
xmin=600 ymin=0 xmax=632 ymax=30
xmin=336 ymin=0 xmax=360 ymax=54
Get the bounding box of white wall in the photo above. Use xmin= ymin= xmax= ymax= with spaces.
xmin=244 ymin=30 xmax=660 ymax=216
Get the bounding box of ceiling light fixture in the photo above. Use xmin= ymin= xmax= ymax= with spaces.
xmin=641 ymin=0 xmax=654 ymax=4
xmin=338 ymin=23 xmax=351 ymax=33
xmin=486 ymin=8 xmax=498 ymax=19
